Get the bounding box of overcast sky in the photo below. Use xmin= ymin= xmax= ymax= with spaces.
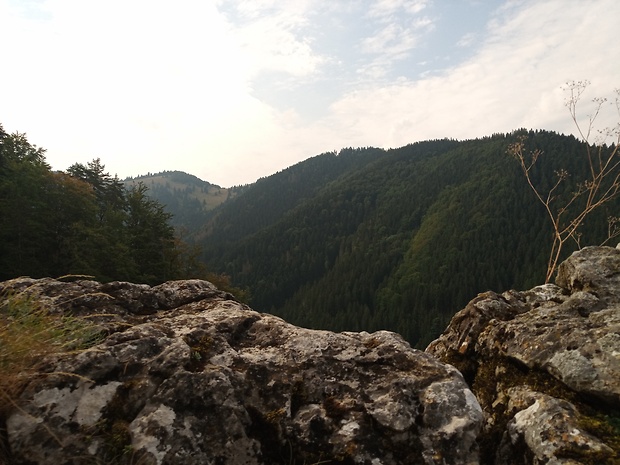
xmin=1 ymin=0 xmax=619 ymax=187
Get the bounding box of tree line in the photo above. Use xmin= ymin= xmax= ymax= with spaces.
xmin=5 ymin=112 xmax=616 ymax=349
xmin=0 ymin=124 xmax=201 ymax=285
xmin=196 ymin=130 xmax=620 ymax=348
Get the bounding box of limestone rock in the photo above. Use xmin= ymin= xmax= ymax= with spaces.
xmin=495 ymin=388 xmax=614 ymax=465
xmin=0 ymin=277 xmax=482 ymax=465
xmin=427 ymin=246 xmax=620 ymax=464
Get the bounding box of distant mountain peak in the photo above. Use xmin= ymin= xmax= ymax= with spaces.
xmin=126 ymin=170 xmax=216 ymax=188
xmin=123 ymin=171 xmax=237 ymax=230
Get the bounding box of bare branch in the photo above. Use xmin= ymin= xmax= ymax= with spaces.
xmin=510 ymin=81 xmax=620 ymax=282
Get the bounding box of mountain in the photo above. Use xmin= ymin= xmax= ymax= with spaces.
xmin=123 ymin=170 xmax=244 ymax=232
xmin=194 ymin=147 xmax=388 ymax=244
xmin=190 ymin=130 xmax=619 ymax=348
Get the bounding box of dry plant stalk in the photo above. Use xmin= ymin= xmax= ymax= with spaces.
xmin=508 ymin=80 xmax=620 ymax=283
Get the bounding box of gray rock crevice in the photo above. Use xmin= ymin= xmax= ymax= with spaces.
xmin=3 ymin=246 xmax=620 ymax=464
xmin=427 ymin=246 xmax=620 ymax=464
xmin=1 ymin=277 xmax=481 ymax=465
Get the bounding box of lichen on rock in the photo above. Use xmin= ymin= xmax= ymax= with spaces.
xmin=4 ymin=247 xmax=620 ymax=465
xmin=1 ymin=277 xmax=482 ymax=465
xmin=427 ymin=246 xmax=620 ymax=465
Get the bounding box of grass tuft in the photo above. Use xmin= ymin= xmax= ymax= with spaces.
xmin=0 ymin=288 xmax=103 ymax=415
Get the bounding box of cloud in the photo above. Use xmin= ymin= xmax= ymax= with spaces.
xmin=367 ymin=0 xmax=428 ymax=19
xmin=361 ymin=1 xmax=434 ymax=62
xmin=352 ymin=2 xmax=435 ymax=85
xmin=457 ymin=32 xmax=477 ymax=48
xmin=220 ymin=0 xmax=326 ymax=79
xmin=0 ymin=0 xmax=275 ymax=184
xmin=0 ymin=0 xmax=618 ymax=187
xmin=361 ymin=23 xmax=419 ymax=58
xmin=312 ymin=0 xmax=620 ymax=151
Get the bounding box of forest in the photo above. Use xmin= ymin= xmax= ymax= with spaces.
xmin=192 ymin=130 xmax=620 ymax=347
xmin=2 ymin=123 xmax=618 ymax=348
xmin=0 ymin=124 xmax=203 ymax=285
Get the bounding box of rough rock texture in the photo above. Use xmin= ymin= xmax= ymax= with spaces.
xmin=0 ymin=277 xmax=482 ymax=465
xmin=427 ymin=246 xmax=620 ymax=465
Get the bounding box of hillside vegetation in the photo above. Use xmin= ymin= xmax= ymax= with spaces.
xmin=124 ymin=171 xmax=242 ymax=231
xmin=2 ymin=121 xmax=617 ymax=348
xmin=194 ymin=130 xmax=619 ymax=347
xmin=0 ymin=126 xmax=201 ymax=285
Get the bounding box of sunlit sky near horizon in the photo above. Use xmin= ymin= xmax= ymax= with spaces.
xmin=1 ymin=0 xmax=619 ymax=187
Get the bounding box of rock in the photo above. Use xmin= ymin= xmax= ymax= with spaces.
xmin=0 ymin=277 xmax=482 ymax=465
xmin=427 ymin=246 xmax=620 ymax=464
xmin=495 ymin=388 xmax=614 ymax=465
xmin=555 ymin=245 xmax=620 ymax=301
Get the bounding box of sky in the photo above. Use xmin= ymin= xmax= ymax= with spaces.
xmin=1 ymin=0 xmax=619 ymax=187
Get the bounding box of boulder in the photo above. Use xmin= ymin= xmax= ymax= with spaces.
xmin=427 ymin=246 xmax=620 ymax=464
xmin=0 ymin=277 xmax=482 ymax=465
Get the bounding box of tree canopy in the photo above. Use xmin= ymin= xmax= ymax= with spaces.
xmin=196 ymin=131 xmax=620 ymax=348
xmin=0 ymin=125 xmax=186 ymax=285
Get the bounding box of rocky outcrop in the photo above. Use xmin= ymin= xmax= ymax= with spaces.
xmin=427 ymin=246 xmax=620 ymax=464
xmin=3 ymin=247 xmax=620 ymax=465
xmin=0 ymin=278 xmax=482 ymax=465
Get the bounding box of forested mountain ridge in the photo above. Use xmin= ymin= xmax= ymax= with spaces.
xmin=3 ymin=121 xmax=616 ymax=348
xmin=196 ymin=147 xmax=387 ymax=244
xmin=195 ymin=130 xmax=619 ymax=347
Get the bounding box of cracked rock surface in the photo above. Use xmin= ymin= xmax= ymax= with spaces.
xmin=1 ymin=277 xmax=482 ymax=465
xmin=427 ymin=246 xmax=620 ymax=464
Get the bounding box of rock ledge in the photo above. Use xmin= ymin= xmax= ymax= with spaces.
xmin=1 ymin=277 xmax=481 ymax=465
xmin=427 ymin=246 xmax=620 ymax=464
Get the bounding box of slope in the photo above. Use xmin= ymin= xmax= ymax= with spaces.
xmin=198 ymin=130 xmax=619 ymax=347
xmin=197 ymin=147 xmax=387 ymax=247
xmin=124 ymin=171 xmax=238 ymax=231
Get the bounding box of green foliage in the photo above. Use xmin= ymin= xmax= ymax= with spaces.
xmin=0 ymin=127 xmax=55 ymax=276
xmin=125 ymin=183 xmax=177 ymax=283
xmin=123 ymin=170 xmax=233 ymax=231
xmin=0 ymin=124 xmax=200 ymax=285
xmin=197 ymin=131 xmax=620 ymax=348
